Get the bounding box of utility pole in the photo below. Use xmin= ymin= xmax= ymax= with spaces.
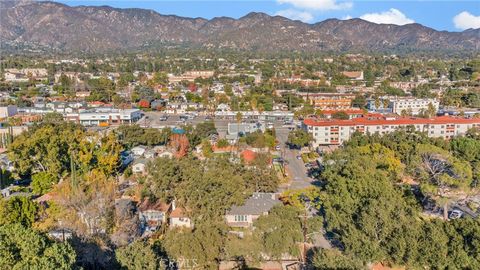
xmin=70 ymin=151 xmax=77 ymax=188
xmin=299 ymin=195 xmax=311 ymax=268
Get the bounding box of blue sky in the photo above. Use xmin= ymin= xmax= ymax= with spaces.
xmin=56 ymin=0 xmax=480 ymax=31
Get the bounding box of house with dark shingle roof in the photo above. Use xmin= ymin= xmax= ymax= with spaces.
xmin=225 ymin=192 xmax=281 ymax=228
xmin=138 ymin=199 xmax=171 ymax=233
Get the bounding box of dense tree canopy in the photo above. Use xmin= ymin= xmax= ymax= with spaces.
xmin=0 ymin=224 xmax=76 ymax=269
xmin=287 ymin=129 xmax=312 ymax=148
xmin=116 ymin=240 xmax=163 ymax=270
xmin=0 ymin=196 xmax=38 ymax=227
xmin=316 ymin=130 xmax=480 ymax=268
xmin=9 ymin=122 xmax=122 ymax=177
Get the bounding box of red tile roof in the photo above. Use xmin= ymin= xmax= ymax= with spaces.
xmin=170 ymin=207 xmax=187 ymax=218
xmin=241 ymin=149 xmax=257 ymax=163
xmin=138 ymin=199 xmax=171 ymax=212
xmin=320 ymin=109 xmax=365 ymax=115
xmin=304 ymin=116 xmax=480 ymax=127
xmin=212 ymin=145 xmax=238 ymax=153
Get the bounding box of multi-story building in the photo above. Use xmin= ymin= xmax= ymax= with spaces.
xmin=297 ymin=93 xmax=356 ymax=110
xmin=303 ymin=115 xmax=480 ymax=147
xmin=0 ymin=105 xmax=18 ymax=118
xmin=367 ymin=97 xmax=439 ymax=116
xmin=168 ymin=70 xmax=215 ymax=83
xmin=4 ymin=68 xmax=48 ymax=82
xmin=389 ymin=97 xmax=439 ymax=115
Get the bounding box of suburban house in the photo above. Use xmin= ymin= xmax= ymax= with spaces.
xmin=132 ymin=159 xmax=148 ymax=174
xmin=158 ymin=150 xmax=174 ymax=159
xmin=138 ymin=199 xmax=171 ymax=234
xmin=131 ymin=145 xmax=148 ymax=157
xmin=144 ymin=149 xmax=157 ymax=159
xmin=225 ymin=193 xmax=281 ymax=228
xmin=169 ymin=202 xmax=193 ymax=229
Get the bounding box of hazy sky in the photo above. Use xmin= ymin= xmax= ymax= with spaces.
xmin=56 ymin=0 xmax=480 ymax=31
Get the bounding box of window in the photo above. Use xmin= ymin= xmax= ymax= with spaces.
xmin=234 ymin=215 xmax=247 ymax=222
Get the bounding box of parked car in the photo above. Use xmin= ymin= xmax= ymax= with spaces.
xmin=449 ymin=209 xmax=463 ymax=219
xmin=296 ymin=155 xmax=302 ymax=160
xmin=159 ymin=115 xmax=168 ymax=121
xmin=275 ymin=145 xmax=281 ymax=151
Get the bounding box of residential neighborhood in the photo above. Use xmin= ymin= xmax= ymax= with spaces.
xmin=1 ymin=1 xmax=480 ymax=268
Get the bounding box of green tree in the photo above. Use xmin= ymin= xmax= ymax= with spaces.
xmin=253 ymin=205 xmax=303 ymax=259
xmin=116 ymin=240 xmax=163 ymax=270
xmin=0 ymin=224 xmax=76 ymax=269
xmin=331 ymin=111 xmax=349 ymax=120
xmin=310 ymin=249 xmax=365 ymax=270
xmin=164 ymin=223 xmax=225 ymax=269
xmin=0 ymin=196 xmax=38 ymax=227
xmin=287 ymin=129 xmax=312 ymax=148
xmin=413 ymin=144 xmax=473 ymax=220
xmin=31 ymin=172 xmax=57 ymax=195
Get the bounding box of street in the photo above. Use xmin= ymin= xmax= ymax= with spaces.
xmin=275 ymin=126 xmax=315 ymax=190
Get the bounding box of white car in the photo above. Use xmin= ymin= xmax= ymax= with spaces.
xmin=449 ymin=209 xmax=463 ymax=219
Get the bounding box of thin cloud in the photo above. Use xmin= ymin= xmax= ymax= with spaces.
xmin=453 ymin=11 xmax=480 ymax=30
xmin=275 ymin=9 xmax=314 ymax=22
xmin=277 ymin=0 xmax=352 ymax=11
xmin=360 ymin=8 xmax=414 ymax=25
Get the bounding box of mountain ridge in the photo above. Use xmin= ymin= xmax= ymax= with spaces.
xmin=0 ymin=1 xmax=478 ymax=54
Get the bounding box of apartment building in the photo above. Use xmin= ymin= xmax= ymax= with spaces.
xmin=389 ymin=97 xmax=439 ymax=115
xmin=303 ymin=116 xmax=480 ymax=147
xmin=297 ymin=93 xmax=356 ymax=110
xmin=367 ymin=97 xmax=440 ymax=116
xmin=168 ymin=70 xmax=215 ymax=83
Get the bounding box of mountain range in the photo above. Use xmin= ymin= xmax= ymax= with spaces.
xmin=1 ymin=0 xmax=479 ymax=54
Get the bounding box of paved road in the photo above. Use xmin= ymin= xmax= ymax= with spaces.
xmin=276 ymin=127 xmax=315 ymax=190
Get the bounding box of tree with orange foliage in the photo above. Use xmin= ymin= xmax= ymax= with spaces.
xmin=170 ymin=134 xmax=189 ymax=158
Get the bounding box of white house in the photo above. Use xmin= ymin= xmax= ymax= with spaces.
xmin=131 ymin=145 xmax=147 ymax=157
xmin=132 ymin=159 xmax=148 ymax=174
xmin=169 ymin=202 xmax=193 ymax=229
xmin=138 ymin=200 xmax=171 ymax=234
xmin=0 ymin=105 xmax=17 ymax=118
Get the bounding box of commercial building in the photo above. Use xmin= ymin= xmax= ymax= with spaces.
xmin=0 ymin=105 xmax=18 ymax=118
xmin=297 ymin=93 xmax=356 ymax=110
xmin=303 ymin=115 xmax=480 ymax=147
xmin=65 ymin=108 xmax=143 ymax=126
xmin=215 ymin=111 xmax=294 ymax=122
